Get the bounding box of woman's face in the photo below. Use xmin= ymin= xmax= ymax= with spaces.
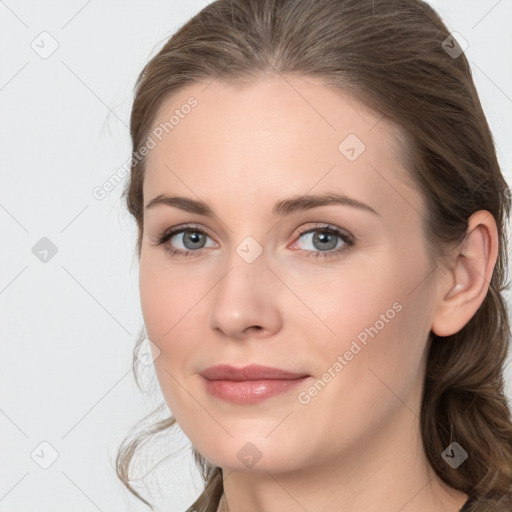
xmin=139 ymin=75 xmax=440 ymax=473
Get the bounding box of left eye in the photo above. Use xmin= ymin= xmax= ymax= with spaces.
xmin=293 ymin=227 xmax=352 ymax=253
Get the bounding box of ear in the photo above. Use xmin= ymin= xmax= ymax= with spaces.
xmin=431 ymin=210 xmax=499 ymax=337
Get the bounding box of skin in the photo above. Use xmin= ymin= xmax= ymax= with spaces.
xmin=139 ymin=75 xmax=498 ymax=512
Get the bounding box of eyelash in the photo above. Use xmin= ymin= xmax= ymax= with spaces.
xmin=153 ymin=223 xmax=355 ymax=260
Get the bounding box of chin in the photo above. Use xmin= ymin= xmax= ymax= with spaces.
xmin=194 ymin=436 xmax=307 ymax=475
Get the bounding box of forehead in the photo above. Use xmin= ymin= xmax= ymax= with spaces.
xmin=143 ymin=75 xmax=421 ymax=219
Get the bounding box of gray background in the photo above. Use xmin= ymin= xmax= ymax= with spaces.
xmin=1 ymin=1 xmax=511 ymax=511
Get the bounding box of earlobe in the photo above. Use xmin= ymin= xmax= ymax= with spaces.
xmin=430 ymin=210 xmax=498 ymax=338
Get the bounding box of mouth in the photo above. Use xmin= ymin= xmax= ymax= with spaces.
xmin=200 ymin=364 xmax=311 ymax=405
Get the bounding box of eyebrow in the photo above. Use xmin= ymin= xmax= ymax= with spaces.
xmin=144 ymin=192 xmax=380 ymax=217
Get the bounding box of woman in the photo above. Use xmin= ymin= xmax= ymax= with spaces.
xmin=116 ymin=1 xmax=512 ymax=510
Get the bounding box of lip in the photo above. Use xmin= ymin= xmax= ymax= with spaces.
xmin=200 ymin=364 xmax=309 ymax=381
xmin=200 ymin=364 xmax=311 ymax=405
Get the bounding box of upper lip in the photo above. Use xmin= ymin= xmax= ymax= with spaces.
xmin=200 ymin=364 xmax=309 ymax=381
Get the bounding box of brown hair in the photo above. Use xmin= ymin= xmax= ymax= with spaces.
xmin=117 ymin=1 xmax=512 ymax=510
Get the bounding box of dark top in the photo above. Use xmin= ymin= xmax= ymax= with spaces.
xmin=460 ymin=496 xmax=477 ymax=511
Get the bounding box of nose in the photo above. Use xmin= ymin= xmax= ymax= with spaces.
xmin=208 ymin=252 xmax=283 ymax=341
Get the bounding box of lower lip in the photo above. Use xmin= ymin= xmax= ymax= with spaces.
xmin=202 ymin=377 xmax=309 ymax=404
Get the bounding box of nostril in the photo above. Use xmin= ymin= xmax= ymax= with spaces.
xmin=246 ymin=325 xmax=264 ymax=335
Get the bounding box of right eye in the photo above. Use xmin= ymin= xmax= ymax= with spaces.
xmin=154 ymin=224 xmax=217 ymax=258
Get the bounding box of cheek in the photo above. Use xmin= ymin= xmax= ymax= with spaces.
xmin=139 ymin=266 xmax=170 ymax=340
xmin=139 ymin=256 xmax=209 ymax=378
xmin=284 ymin=260 xmax=402 ymax=348
xmin=302 ymin=242 xmax=428 ymax=349
xmin=139 ymin=253 xmax=202 ymax=340
xmin=139 ymin=262 xmax=196 ymax=416
xmin=309 ymin=250 xmax=433 ymax=408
